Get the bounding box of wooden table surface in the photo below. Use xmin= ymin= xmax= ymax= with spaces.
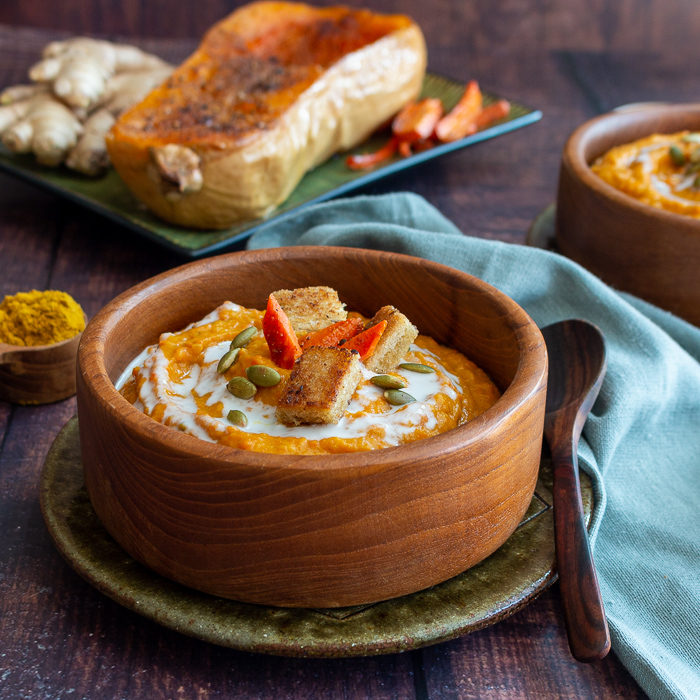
xmin=3 ymin=1 xmax=697 ymax=697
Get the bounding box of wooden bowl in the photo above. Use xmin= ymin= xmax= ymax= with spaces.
xmin=76 ymin=247 xmax=547 ymax=608
xmin=556 ymin=104 xmax=700 ymax=326
xmin=0 ymin=328 xmax=83 ymax=405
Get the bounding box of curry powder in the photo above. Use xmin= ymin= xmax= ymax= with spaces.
xmin=0 ymin=290 xmax=85 ymax=346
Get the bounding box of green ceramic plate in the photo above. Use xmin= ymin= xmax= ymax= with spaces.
xmin=0 ymin=74 xmax=541 ymax=257
xmin=40 ymin=417 xmax=591 ymax=658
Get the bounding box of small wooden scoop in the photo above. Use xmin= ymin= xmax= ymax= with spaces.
xmin=541 ymin=319 xmax=611 ymax=662
xmin=0 ymin=330 xmax=83 ymax=405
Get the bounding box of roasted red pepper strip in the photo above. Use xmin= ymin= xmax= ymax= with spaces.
xmin=474 ymin=99 xmax=511 ymax=128
xmin=262 ymin=294 xmax=302 ymax=370
xmin=346 ymin=137 xmax=398 ymax=170
xmin=435 ymin=80 xmax=483 ymax=142
xmin=392 ymin=98 xmax=444 ymax=143
xmin=341 ymin=320 xmax=387 ymax=361
xmin=301 ymin=318 xmax=364 ymax=350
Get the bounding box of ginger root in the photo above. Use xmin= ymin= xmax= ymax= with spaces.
xmin=65 ymin=67 xmax=172 ymax=175
xmin=0 ymin=92 xmax=82 ymax=166
xmin=65 ymin=108 xmax=114 ymax=175
xmin=30 ymin=37 xmax=171 ymax=111
xmin=0 ymin=38 xmax=173 ymax=175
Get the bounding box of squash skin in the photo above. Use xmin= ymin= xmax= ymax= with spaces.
xmin=106 ymin=2 xmax=427 ymax=229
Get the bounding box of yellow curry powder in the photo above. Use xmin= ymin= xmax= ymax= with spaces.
xmin=0 ymin=290 xmax=85 ymax=346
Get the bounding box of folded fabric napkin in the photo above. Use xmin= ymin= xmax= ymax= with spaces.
xmin=248 ymin=192 xmax=700 ymax=700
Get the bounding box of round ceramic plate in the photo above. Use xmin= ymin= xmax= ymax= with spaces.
xmin=40 ymin=417 xmax=593 ymax=658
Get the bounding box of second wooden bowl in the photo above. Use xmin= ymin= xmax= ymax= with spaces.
xmin=77 ymin=247 xmax=547 ymax=608
xmin=556 ymin=104 xmax=700 ymax=326
xmin=0 ymin=330 xmax=83 ymax=405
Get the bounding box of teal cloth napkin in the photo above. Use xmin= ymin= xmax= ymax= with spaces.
xmin=248 ymin=193 xmax=700 ymax=700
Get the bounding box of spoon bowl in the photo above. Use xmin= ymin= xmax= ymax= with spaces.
xmin=0 ymin=329 xmax=83 ymax=405
xmin=541 ymin=319 xmax=611 ymax=662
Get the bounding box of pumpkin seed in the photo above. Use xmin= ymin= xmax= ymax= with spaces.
xmin=384 ymin=389 xmax=416 ymax=406
xmin=216 ymin=347 xmax=240 ymax=374
xmin=399 ymin=362 xmax=435 ymax=374
xmin=227 ymin=409 xmax=248 ymax=427
xmin=227 ymin=376 xmax=257 ymax=399
xmin=230 ymin=326 xmax=258 ymax=349
xmin=682 ymin=133 xmax=700 ymax=143
xmin=370 ymin=374 xmax=408 ymax=390
xmin=246 ymin=364 xmax=281 ymax=387
xmin=669 ymin=145 xmax=686 ymax=166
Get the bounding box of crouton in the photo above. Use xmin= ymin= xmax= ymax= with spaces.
xmin=276 ymin=346 xmax=362 ymax=425
xmin=363 ymin=306 xmax=419 ymax=373
xmin=272 ymin=286 xmax=347 ymax=336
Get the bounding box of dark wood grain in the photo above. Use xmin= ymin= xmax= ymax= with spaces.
xmin=542 ymin=320 xmax=610 ymax=663
xmin=2 ymin=0 xmax=699 ymax=52
xmin=0 ymin=2 xmax=669 ymax=697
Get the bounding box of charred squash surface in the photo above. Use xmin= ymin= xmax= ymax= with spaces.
xmin=107 ymin=2 xmax=427 ymax=229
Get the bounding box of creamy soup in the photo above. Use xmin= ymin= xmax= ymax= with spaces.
xmin=592 ymin=131 xmax=700 ymax=217
xmin=117 ymin=301 xmax=501 ymax=455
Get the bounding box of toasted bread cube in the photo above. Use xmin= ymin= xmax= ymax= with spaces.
xmin=272 ymin=286 xmax=347 ymax=335
xmin=276 ymin=346 xmax=362 ymax=425
xmin=364 ymin=305 xmax=419 ymax=373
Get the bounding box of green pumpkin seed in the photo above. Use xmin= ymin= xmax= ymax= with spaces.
xmin=669 ymin=145 xmax=686 ymax=166
xmin=230 ymin=326 xmax=258 ymax=349
xmin=370 ymin=374 xmax=408 ymax=390
xmin=399 ymin=362 xmax=435 ymax=374
xmin=682 ymin=133 xmax=700 ymax=143
xmin=694 ymin=175 xmax=700 ymax=189
xmin=227 ymin=376 xmax=257 ymax=399
xmin=246 ymin=364 xmax=281 ymax=387
xmin=217 ymin=347 xmax=240 ymax=374
xmin=227 ymin=409 xmax=248 ymax=427
xmin=384 ymin=389 xmax=416 ymax=406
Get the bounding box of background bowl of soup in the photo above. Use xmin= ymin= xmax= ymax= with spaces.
xmin=77 ymin=246 xmax=547 ymax=608
xmin=557 ymin=103 xmax=700 ymax=326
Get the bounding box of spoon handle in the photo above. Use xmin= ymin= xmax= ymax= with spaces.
xmin=551 ymin=436 xmax=611 ymax=662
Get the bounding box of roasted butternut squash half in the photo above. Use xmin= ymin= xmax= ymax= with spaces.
xmin=106 ymin=1 xmax=427 ymax=229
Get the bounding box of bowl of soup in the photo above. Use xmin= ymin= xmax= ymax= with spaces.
xmin=76 ymin=246 xmax=547 ymax=608
xmin=556 ymin=104 xmax=700 ymax=326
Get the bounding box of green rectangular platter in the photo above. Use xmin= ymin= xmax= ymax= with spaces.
xmin=0 ymin=73 xmax=541 ymax=257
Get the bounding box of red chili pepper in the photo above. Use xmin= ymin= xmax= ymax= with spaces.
xmin=392 ymin=98 xmax=444 ymax=143
xmin=262 ymin=294 xmax=302 ymax=369
xmin=301 ymin=318 xmax=364 ymax=350
xmin=341 ymin=320 xmax=387 ymax=361
xmin=435 ymin=80 xmax=483 ymax=142
xmin=474 ymin=99 xmax=511 ymax=128
xmin=346 ymin=137 xmax=398 ymax=170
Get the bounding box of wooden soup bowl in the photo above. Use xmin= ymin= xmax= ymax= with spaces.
xmin=0 ymin=328 xmax=83 ymax=405
xmin=77 ymin=247 xmax=547 ymax=608
xmin=556 ymin=104 xmax=700 ymax=326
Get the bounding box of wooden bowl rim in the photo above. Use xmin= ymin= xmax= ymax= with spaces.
xmin=564 ymin=103 xmax=700 ymax=231
xmin=78 ymin=246 xmax=546 ymax=472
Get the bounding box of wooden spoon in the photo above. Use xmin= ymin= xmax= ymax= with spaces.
xmin=541 ymin=319 xmax=611 ymax=662
xmin=0 ymin=330 xmax=83 ymax=405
